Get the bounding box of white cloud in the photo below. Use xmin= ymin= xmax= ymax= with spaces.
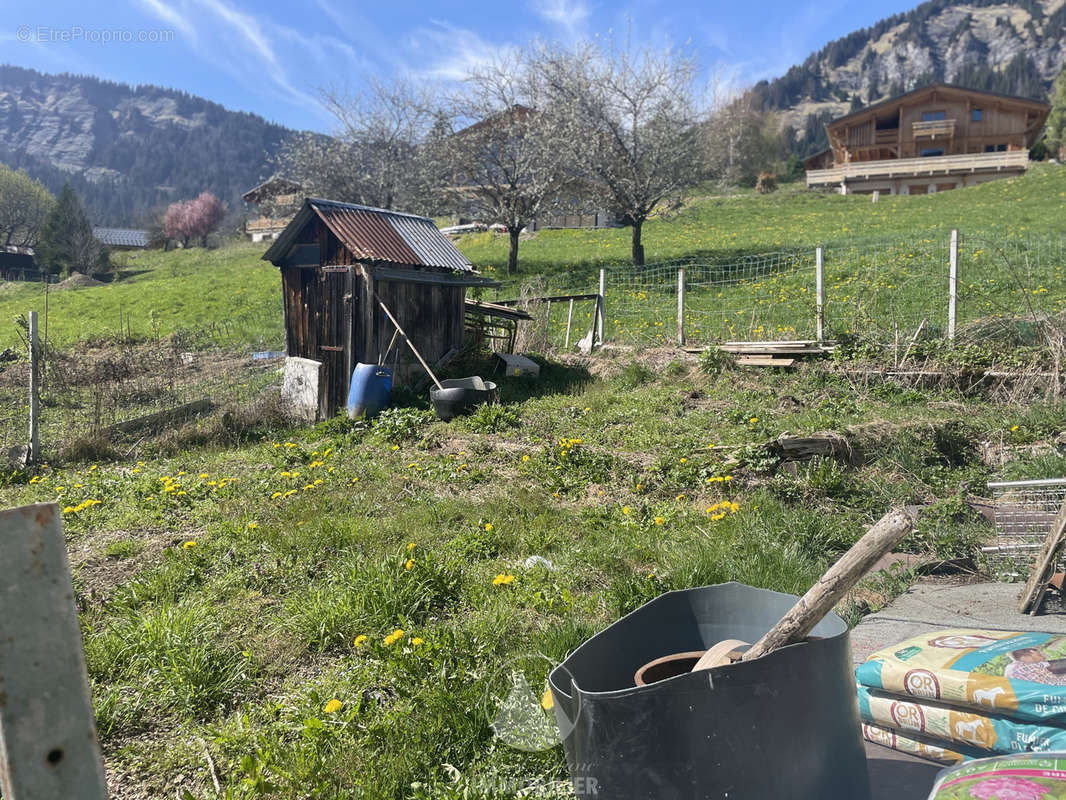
xmin=532 ymin=0 xmax=592 ymax=37
xmin=405 ymin=22 xmax=517 ymax=82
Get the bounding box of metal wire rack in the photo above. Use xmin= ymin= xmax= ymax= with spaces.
xmin=985 ymin=478 xmax=1066 ymax=577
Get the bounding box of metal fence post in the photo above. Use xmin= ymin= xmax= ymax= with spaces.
xmin=596 ymin=268 xmax=606 ymax=346
xmin=677 ymin=267 xmax=686 ymax=346
xmin=28 ymin=310 xmax=39 ymax=464
xmin=815 ymin=248 xmax=824 ymax=344
xmin=948 ymin=229 xmax=958 ymax=344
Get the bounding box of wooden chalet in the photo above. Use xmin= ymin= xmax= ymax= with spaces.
xmin=263 ymin=198 xmax=497 ymax=418
xmin=243 ymin=177 xmax=304 ymax=242
xmin=806 ymin=84 xmax=1050 ymax=195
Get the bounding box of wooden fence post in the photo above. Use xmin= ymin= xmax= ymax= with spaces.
xmin=28 ymin=310 xmax=39 ymax=465
xmin=596 ymin=268 xmax=606 ymax=346
xmin=677 ymin=268 xmax=686 ymax=346
xmin=815 ymin=248 xmax=824 ymax=344
xmin=948 ymin=229 xmax=958 ymax=344
xmin=0 ymin=503 xmax=109 ymax=800
xmin=565 ymin=299 xmax=574 ymax=349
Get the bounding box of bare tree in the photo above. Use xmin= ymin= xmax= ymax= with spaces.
xmin=704 ymin=85 xmax=784 ymax=186
xmin=437 ymin=52 xmax=572 ymax=275
xmin=276 ymin=77 xmax=441 ymax=214
xmin=536 ymin=39 xmax=707 ymax=266
xmin=0 ymin=165 xmax=54 ymax=249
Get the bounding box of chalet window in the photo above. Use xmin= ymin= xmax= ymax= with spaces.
xmin=920 ymin=148 xmax=945 ymax=157
xmin=997 ymin=143 xmax=1007 ymax=152
xmin=922 ymin=111 xmax=946 ymax=122
xmin=971 ymin=109 xmax=983 ymax=122
xmin=984 ymin=144 xmax=995 ymax=153
xmin=984 ymin=143 xmax=1008 ymax=153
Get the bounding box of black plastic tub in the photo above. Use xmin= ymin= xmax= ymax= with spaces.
xmin=548 ymin=582 xmax=870 ymax=800
xmin=429 ymin=377 xmax=497 ymax=420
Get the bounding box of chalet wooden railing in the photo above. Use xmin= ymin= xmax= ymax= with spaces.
xmin=806 ymin=150 xmax=1029 ymax=186
xmin=911 ymin=119 xmax=956 ymax=138
xmin=246 ymin=216 xmax=293 ymax=232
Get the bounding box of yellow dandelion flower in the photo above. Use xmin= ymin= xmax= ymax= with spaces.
xmin=680 ymin=457 xmax=687 ymax=463
xmin=541 ymin=688 xmax=554 ymax=710
xmin=248 ymin=521 xmax=259 ymax=530
xmin=323 ymin=698 xmax=343 ymax=714
xmin=353 ymin=634 xmax=368 ymax=647
xmin=493 ymin=573 xmax=516 ymax=586
xmin=676 ymin=493 xmax=685 ymax=501
xmin=199 ymin=473 xmax=209 ymax=479
xmin=655 ymin=516 xmax=665 ymax=525
xmin=622 ymin=506 xmax=630 ymax=515
xmin=407 ymin=542 xmax=416 ymax=551
xmin=749 ymin=417 xmax=758 ymax=424
xmin=1011 ymin=425 xmax=1020 ymax=432
xmin=271 ymin=491 xmax=282 ymax=499
xmin=411 ymin=637 xmax=425 ymax=646
xmin=405 ymin=559 xmax=414 ymax=570
xmin=522 ymin=454 xmax=530 ymax=462
xmin=182 ymin=540 xmax=197 ymax=549
xmin=484 ymin=523 xmax=493 ymax=532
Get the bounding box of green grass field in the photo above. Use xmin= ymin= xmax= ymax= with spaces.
xmin=2 ymin=163 xmax=1064 ymax=351
xmin=2 ymin=166 xmax=1066 ymax=798
xmin=2 ymin=352 xmax=1059 ymax=798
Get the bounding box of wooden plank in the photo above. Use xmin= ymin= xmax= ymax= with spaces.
xmin=736 ymin=356 xmax=796 ymax=367
xmin=1017 ymin=499 xmax=1066 ymax=614
xmin=0 ymin=503 xmax=109 ymax=800
xmin=105 ymin=399 xmax=214 ymax=437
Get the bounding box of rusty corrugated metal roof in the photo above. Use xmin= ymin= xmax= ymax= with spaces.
xmin=308 ymin=198 xmax=474 ymax=272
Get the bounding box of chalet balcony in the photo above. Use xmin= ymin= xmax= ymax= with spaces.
xmin=911 ymin=119 xmax=956 ymax=139
xmin=806 ymin=150 xmax=1029 ymax=187
xmin=246 ymin=216 xmax=292 ymax=233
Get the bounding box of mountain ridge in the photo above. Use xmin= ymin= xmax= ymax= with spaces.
xmin=0 ymin=64 xmax=295 ymax=225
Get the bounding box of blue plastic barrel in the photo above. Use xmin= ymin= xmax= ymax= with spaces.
xmin=347 ymin=363 xmax=392 ymax=419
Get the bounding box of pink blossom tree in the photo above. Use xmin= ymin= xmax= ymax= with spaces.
xmin=163 ymin=191 xmax=227 ymax=248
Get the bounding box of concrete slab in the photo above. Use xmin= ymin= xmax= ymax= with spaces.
xmin=852 ymin=581 xmax=1066 ymax=666
xmin=857 ymin=581 xmax=1066 ymax=799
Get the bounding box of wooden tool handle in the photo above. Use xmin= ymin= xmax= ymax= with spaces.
xmin=692 ymin=639 xmax=749 ymax=672
xmin=742 ymin=508 xmax=916 ymax=662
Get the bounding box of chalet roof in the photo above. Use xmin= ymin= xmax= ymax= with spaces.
xmin=242 ymin=176 xmax=304 ymax=203
xmin=93 ymin=227 xmax=149 ymax=248
xmin=828 ymin=83 xmax=1050 ymax=128
xmin=262 ymin=198 xmax=475 ymax=273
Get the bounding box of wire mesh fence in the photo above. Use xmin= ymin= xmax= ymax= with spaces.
xmin=0 ymin=302 xmax=285 ymax=460
xmin=502 ymin=229 xmax=1066 ymax=354
xmin=986 ymin=478 xmax=1066 ymax=578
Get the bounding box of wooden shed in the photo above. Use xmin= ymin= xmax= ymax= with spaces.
xmin=263 ymin=198 xmax=496 ymax=419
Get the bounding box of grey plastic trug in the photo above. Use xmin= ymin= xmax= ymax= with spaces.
xmin=549 ymin=582 xmax=870 ymax=800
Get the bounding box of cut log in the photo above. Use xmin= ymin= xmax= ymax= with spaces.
xmin=1017 ymin=498 xmax=1066 ymax=614
xmin=742 ymin=508 xmax=916 ymax=661
xmin=774 ymin=432 xmax=852 ymax=462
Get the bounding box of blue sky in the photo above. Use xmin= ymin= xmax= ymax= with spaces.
xmin=2 ymin=0 xmax=919 ymax=132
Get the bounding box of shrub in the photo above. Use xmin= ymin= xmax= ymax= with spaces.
xmin=755 ymin=172 xmax=778 ymax=194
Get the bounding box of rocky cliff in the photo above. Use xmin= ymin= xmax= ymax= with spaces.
xmin=0 ymin=65 xmax=292 ymax=225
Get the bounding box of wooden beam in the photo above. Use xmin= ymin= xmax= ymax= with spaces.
xmin=0 ymin=504 xmax=109 ymax=800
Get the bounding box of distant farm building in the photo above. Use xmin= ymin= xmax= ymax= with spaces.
xmin=243 ymin=177 xmax=304 ymax=242
xmin=806 ymin=84 xmax=1050 ymax=196
xmin=93 ymin=228 xmax=150 ymax=250
xmin=263 ymin=198 xmax=496 ymax=418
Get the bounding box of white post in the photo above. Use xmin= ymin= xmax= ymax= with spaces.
xmin=28 ymin=310 xmax=39 ymax=465
xmin=596 ymin=269 xmax=606 ymax=346
xmin=565 ymin=298 xmax=574 ymax=349
xmin=677 ymin=268 xmax=686 ymax=346
xmin=948 ymin=229 xmax=958 ymax=344
xmin=0 ymin=504 xmax=109 ymax=800
xmin=815 ymin=248 xmax=824 ymax=344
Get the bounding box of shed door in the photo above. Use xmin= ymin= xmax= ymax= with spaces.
xmin=317 ymin=267 xmax=353 ymax=418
